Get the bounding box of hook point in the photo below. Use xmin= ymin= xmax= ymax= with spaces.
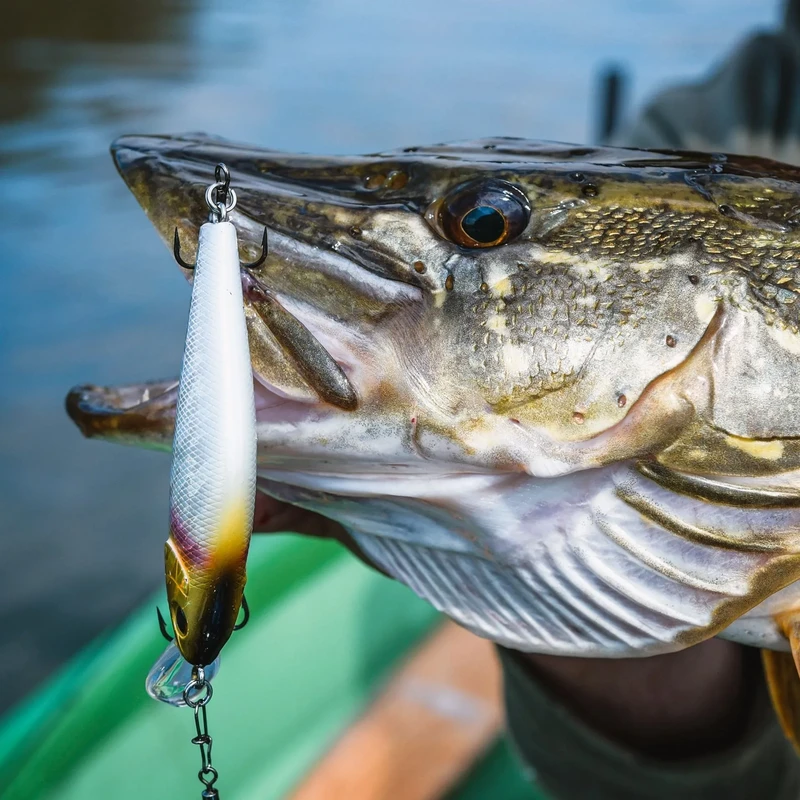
xmin=234 ymin=595 xmax=250 ymax=631
xmin=156 ymin=606 xmax=174 ymax=642
xmin=242 ymin=228 xmax=268 ymax=270
xmin=173 ymin=228 xmax=196 ymax=270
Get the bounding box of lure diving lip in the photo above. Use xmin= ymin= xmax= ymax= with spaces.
xmin=146 ymin=640 xmax=221 ymax=707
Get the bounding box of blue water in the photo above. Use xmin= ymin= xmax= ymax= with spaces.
xmin=0 ymin=0 xmax=779 ymax=710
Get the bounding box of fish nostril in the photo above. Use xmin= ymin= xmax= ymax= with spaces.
xmin=173 ymin=604 xmax=188 ymax=636
xmin=386 ymin=170 xmax=408 ymax=190
xmin=364 ymin=173 xmax=386 ymax=189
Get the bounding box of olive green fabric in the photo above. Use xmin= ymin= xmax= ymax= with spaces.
xmin=498 ymin=647 xmax=800 ymax=800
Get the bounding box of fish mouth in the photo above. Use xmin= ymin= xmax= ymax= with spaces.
xmin=98 ymin=134 xmax=436 ymax=463
xmin=65 ymin=136 xmax=386 ymax=454
xmin=64 ymin=372 xmax=337 ymax=455
xmin=66 ymin=372 xmax=800 ymax=512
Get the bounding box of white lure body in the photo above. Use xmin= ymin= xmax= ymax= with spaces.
xmin=166 ymin=219 xmax=257 ymax=667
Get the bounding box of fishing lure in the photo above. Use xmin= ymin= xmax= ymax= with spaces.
xmin=165 ymin=165 xmax=260 ymax=669
xmin=146 ymin=164 xmax=266 ymax=798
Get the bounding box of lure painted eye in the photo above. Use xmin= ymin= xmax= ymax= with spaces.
xmin=436 ymin=180 xmax=531 ymax=248
xmin=173 ymin=603 xmax=188 ymax=636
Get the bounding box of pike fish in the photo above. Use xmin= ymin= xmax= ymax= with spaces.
xmin=68 ymin=135 xmax=800 ymax=743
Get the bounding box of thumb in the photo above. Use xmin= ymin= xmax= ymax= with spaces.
xmin=252 ymin=490 xmax=388 ymax=577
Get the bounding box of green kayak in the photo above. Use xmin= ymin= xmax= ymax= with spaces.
xmin=0 ymin=536 xmax=540 ymax=799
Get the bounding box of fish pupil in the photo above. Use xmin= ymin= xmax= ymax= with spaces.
xmin=461 ymin=206 xmax=505 ymax=243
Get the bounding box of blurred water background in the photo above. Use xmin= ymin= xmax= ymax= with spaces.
xmin=0 ymin=0 xmax=780 ymax=713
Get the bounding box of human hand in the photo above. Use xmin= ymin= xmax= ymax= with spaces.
xmin=253 ymin=490 xmax=386 ymax=575
xmin=255 ymin=491 xmax=759 ymax=761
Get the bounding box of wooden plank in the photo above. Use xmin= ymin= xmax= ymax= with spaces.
xmin=287 ymin=621 xmax=503 ymax=800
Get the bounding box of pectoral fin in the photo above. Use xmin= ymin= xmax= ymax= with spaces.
xmin=762 ymin=616 xmax=800 ymax=753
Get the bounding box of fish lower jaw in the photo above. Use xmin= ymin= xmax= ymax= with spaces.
xmin=256 ymin=460 xmax=800 ymax=658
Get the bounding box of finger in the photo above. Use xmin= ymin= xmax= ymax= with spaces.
xmin=253 ymin=490 xmax=388 ymax=577
xmin=254 ymin=490 xmax=343 ymax=539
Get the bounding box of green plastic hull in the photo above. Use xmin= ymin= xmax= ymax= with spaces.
xmin=0 ymin=537 xmax=540 ymax=799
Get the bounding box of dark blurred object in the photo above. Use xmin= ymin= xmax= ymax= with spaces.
xmin=0 ymin=0 xmax=192 ymax=128
xmin=595 ymin=65 xmax=626 ymax=145
xmin=621 ymin=0 xmax=800 ymax=163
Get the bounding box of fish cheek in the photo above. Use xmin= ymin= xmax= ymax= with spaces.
xmin=710 ymin=308 xmax=800 ymax=439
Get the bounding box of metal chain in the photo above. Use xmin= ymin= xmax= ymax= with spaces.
xmin=204 ymin=162 xmax=237 ymax=223
xmin=183 ymin=667 xmax=221 ymax=799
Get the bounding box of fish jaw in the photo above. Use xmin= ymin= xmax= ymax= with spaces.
xmin=64 ymin=377 xmax=800 ymax=657
xmin=65 ymin=379 xmax=177 ymax=450
xmin=256 ymin=460 xmax=800 ymax=657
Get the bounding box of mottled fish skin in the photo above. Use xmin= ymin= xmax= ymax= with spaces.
xmin=67 ymin=136 xmax=800 ymax=657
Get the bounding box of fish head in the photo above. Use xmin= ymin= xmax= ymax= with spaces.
xmin=99 ymin=135 xmax=742 ymax=475
xmin=68 ymin=136 xmax=800 ymax=660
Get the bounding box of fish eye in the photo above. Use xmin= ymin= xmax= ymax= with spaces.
xmin=173 ymin=603 xmax=188 ymax=636
xmin=436 ymin=180 xmax=531 ymax=248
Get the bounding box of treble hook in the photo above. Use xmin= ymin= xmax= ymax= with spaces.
xmin=156 ymin=606 xmax=173 ymax=642
xmin=173 ymin=228 xmax=195 ymax=271
xmin=234 ymin=594 xmax=250 ymax=631
xmin=242 ymin=228 xmax=269 ymax=270
xmin=155 ymin=595 xmax=250 ymax=643
xmin=173 ymin=226 xmax=268 ymax=271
